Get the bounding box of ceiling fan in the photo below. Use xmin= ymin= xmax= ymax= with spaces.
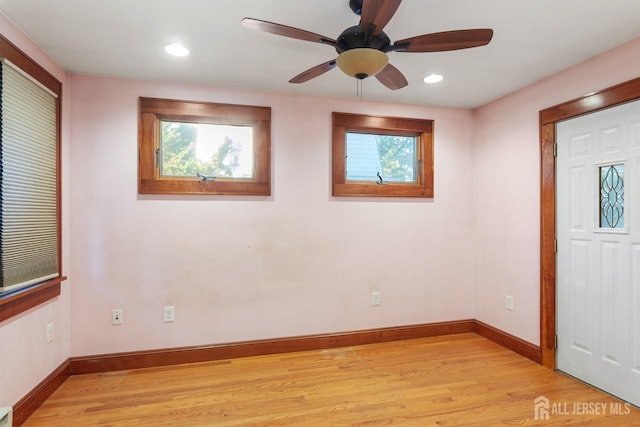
xmin=242 ymin=0 xmax=493 ymax=90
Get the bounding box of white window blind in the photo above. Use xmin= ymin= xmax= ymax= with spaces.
xmin=0 ymin=59 xmax=59 ymax=292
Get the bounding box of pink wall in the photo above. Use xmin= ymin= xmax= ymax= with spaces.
xmin=68 ymin=75 xmax=476 ymax=356
xmin=473 ymin=36 xmax=640 ymax=344
xmin=0 ymin=16 xmax=71 ymax=409
xmin=4 ymin=3 xmax=640 ymax=410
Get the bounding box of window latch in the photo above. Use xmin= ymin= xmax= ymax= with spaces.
xmin=196 ymin=173 xmax=216 ymax=182
xmin=376 ymin=172 xmax=388 ymax=185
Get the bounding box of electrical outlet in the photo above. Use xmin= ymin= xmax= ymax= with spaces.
xmin=112 ymin=309 xmax=123 ymax=325
xmin=46 ymin=322 xmax=54 ymax=343
xmin=506 ymin=295 xmax=514 ymax=311
xmin=164 ymin=305 xmax=175 ymax=322
xmin=371 ymin=291 xmax=381 ymax=306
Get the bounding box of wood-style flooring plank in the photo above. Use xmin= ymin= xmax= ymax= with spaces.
xmin=23 ymin=333 xmax=640 ymax=426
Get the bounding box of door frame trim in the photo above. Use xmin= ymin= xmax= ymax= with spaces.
xmin=539 ymin=75 xmax=640 ymax=369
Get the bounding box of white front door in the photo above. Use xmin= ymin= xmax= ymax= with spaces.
xmin=556 ymin=98 xmax=640 ymax=405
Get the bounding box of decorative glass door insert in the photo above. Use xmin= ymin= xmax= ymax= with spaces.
xmin=599 ymin=163 xmax=624 ymax=229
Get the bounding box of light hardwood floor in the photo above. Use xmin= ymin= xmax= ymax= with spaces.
xmin=23 ymin=333 xmax=640 ymax=426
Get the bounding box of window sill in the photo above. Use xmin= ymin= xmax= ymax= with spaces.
xmin=0 ymin=277 xmax=66 ymax=323
xmin=333 ymin=182 xmax=433 ymax=198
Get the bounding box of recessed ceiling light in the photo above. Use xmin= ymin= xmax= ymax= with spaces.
xmin=423 ymin=74 xmax=444 ymax=84
xmin=164 ymin=43 xmax=189 ymax=57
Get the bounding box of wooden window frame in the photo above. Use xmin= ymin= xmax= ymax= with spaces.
xmin=332 ymin=112 xmax=434 ymax=198
xmin=139 ymin=97 xmax=271 ymax=196
xmin=0 ymin=34 xmax=65 ymax=323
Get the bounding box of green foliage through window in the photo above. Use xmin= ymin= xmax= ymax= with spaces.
xmin=345 ymin=132 xmax=416 ymax=183
xmin=376 ymin=135 xmax=417 ymax=182
xmin=160 ymin=121 xmax=253 ymax=179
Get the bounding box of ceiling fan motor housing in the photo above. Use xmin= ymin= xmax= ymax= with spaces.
xmin=336 ymin=25 xmax=391 ymax=54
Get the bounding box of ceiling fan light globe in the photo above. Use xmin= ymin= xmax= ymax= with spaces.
xmin=336 ymin=48 xmax=388 ymax=79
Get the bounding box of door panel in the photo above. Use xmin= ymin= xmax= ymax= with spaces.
xmin=557 ymin=99 xmax=640 ymax=406
xmin=569 ymin=239 xmax=590 ymax=353
xmin=633 ymin=245 xmax=640 ymax=372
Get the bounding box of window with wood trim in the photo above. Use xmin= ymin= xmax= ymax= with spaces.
xmin=139 ymin=97 xmax=271 ymax=196
xmin=332 ymin=112 xmax=434 ymax=197
xmin=0 ymin=34 xmax=64 ymax=323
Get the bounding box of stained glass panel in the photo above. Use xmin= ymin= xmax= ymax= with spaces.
xmin=599 ymin=164 xmax=624 ymax=229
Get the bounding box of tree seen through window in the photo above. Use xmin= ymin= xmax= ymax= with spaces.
xmin=160 ymin=121 xmax=252 ymax=179
xmin=346 ymin=132 xmax=417 ymax=183
xmin=376 ymin=134 xmax=417 ymax=182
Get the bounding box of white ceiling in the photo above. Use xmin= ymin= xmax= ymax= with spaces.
xmin=1 ymin=0 xmax=639 ymax=109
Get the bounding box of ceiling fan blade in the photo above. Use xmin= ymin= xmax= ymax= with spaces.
xmin=375 ymin=63 xmax=408 ymax=90
xmin=360 ymin=0 xmax=402 ymax=35
xmin=392 ymin=29 xmax=493 ymax=52
xmin=242 ymin=18 xmax=336 ymax=47
xmin=289 ymin=59 xmax=337 ymax=84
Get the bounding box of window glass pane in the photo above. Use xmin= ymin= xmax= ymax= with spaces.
xmin=160 ymin=121 xmax=253 ymax=179
xmin=345 ymin=132 xmax=417 ymax=183
xmin=599 ymin=164 xmax=624 ymax=229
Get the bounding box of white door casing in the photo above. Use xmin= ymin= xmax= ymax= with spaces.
xmin=557 ymin=99 xmax=640 ymax=405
